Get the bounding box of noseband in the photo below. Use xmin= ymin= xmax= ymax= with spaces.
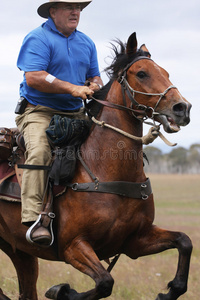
xmin=118 ymin=56 xmax=177 ymax=121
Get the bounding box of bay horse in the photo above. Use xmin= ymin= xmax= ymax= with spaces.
xmin=0 ymin=32 xmax=192 ymax=300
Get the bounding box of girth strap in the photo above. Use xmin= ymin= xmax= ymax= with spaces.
xmin=67 ymin=178 xmax=152 ymax=200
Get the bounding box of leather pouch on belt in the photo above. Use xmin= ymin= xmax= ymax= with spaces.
xmin=0 ymin=128 xmax=14 ymax=160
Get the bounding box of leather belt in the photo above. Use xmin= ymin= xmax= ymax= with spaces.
xmin=62 ymin=108 xmax=82 ymax=113
xmin=26 ymin=102 xmax=82 ymax=113
xmin=26 ymin=102 xmax=36 ymax=109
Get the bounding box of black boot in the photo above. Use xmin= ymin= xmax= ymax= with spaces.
xmin=26 ymin=213 xmax=55 ymax=247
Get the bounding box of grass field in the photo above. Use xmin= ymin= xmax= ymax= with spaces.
xmin=0 ymin=174 xmax=199 ymax=299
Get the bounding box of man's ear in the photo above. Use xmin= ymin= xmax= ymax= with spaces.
xmin=49 ymin=7 xmax=56 ymax=19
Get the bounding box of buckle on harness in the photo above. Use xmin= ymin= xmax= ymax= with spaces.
xmin=72 ymin=183 xmax=79 ymax=191
xmin=48 ymin=212 xmax=56 ymax=219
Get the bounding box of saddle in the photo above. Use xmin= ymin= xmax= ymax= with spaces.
xmin=0 ymin=115 xmax=92 ymax=203
xmin=0 ymin=128 xmax=22 ymax=201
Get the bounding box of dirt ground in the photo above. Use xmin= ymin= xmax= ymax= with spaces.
xmin=0 ymin=174 xmax=199 ymax=299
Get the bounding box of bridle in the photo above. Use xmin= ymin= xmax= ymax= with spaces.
xmin=86 ymin=53 xmax=178 ymax=147
xmin=89 ymin=54 xmax=177 ymax=125
xmin=117 ymin=55 xmax=177 ymax=122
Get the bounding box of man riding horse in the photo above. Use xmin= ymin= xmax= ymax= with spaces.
xmin=15 ymin=0 xmax=103 ymax=247
xmin=0 ymin=27 xmax=192 ymax=299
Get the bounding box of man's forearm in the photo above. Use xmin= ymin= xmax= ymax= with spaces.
xmin=25 ymin=70 xmax=94 ymax=99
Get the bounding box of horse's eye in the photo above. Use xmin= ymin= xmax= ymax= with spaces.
xmin=137 ymin=71 xmax=147 ymax=79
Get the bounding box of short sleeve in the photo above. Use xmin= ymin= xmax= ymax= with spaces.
xmin=86 ymin=43 xmax=100 ymax=79
xmin=17 ymin=30 xmax=51 ymax=72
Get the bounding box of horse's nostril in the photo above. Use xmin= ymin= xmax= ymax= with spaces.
xmin=173 ymin=103 xmax=187 ymax=117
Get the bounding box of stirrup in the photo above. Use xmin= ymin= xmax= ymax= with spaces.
xmin=26 ymin=213 xmax=55 ymax=246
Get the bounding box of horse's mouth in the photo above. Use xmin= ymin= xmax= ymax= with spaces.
xmin=155 ymin=101 xmax=191 ymax=133
xmin=157 ymin=115 xmax=180 ymax=133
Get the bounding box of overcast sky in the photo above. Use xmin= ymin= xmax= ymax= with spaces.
xmin=0 ymin=0 xmax=199 ymax=152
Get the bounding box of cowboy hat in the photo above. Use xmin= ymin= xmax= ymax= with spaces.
xmin=38 ymin=0 xmax=92 ymax=18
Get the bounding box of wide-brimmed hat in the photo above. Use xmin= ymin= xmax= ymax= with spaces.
xmin=38 ymin=0 xmax=92 ymax=18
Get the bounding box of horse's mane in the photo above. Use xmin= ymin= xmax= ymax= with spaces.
xmin=91 ymin=39 xmax=132 ymax=102
xmin=87 ymin=39 xmax=148 ymax=116
xmin=105 ymin=39 xmax=148 ymax=79
xmin=87 ymin=81 xmax=113 ymax=117
xmin=94 ymin=39 xmax=149 ymax=99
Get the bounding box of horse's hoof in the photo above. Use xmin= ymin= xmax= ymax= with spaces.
xmin=155 ymin=293 xmax=169 ymax=300
xmin=45 ymin=283 xmax=70 ymax=299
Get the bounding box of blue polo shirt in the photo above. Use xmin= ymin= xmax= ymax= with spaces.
xmin=17 ymin=18 xmax=100 ymax=111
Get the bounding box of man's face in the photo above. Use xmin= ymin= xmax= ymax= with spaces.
xmin=49 ymin=3 xmax=81 ymax=36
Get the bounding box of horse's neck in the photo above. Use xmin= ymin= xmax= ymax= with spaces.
xmin=83 ymin=82 xmax=146 ymax=182
xmin=102 ymin=81 xmax=143 ymax=139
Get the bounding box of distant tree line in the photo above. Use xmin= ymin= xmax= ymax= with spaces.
xmin=143 ymin=144 xmax=200 ymax=173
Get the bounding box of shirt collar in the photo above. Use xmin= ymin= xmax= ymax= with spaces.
xmin=45 ymin=17 xmax=76 ymax=39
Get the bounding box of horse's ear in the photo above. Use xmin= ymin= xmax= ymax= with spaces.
xmin=140 ymin=44 xmax=151 ymax=58
xmin=126 ymin=32 xmax=137 ymax=56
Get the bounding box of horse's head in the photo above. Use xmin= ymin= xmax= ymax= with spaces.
xmin=107 ymin=32 xmax=192 ymax=134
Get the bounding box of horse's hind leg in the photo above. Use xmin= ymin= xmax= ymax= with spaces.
xmin=123 ymin=225 xmax=192 ymax=300
xmin=0 ymin=238 xmax=38 ymax=300
xmin=46 ymin=240 xmax=114 ymax=300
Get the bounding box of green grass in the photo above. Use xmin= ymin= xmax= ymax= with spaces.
xmin=0 ymin=174 xmax=199 ymax=299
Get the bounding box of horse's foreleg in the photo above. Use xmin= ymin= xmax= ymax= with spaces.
xmin=46 ymin=240 xmax=114 ymax=300
xmin=10 ymin=250 xmax=38 ymax=300
xmin=123 ymin=225 xmax=192 ymax=300
xmin=0 ymin=239 xmax=38 ymax=300
xmin=0 ymin=288 xmax=10 ymax=300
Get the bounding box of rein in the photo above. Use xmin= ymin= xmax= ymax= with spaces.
xmin=87 ymin=96 xmax=148 ymax=117
xmin=91 ymin=116 xmax=176 ymax=147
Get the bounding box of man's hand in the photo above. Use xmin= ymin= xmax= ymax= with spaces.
xmin=71 ymin=85 xmax=94 ymax=100
xmin=86 ymin=82 xmax=101 ymax=92
xmin=86 ymin=76 xmax=103 ymax=92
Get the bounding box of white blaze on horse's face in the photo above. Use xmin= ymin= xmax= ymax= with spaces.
xmin=127 ymin=57 xmax=192 ymax=134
